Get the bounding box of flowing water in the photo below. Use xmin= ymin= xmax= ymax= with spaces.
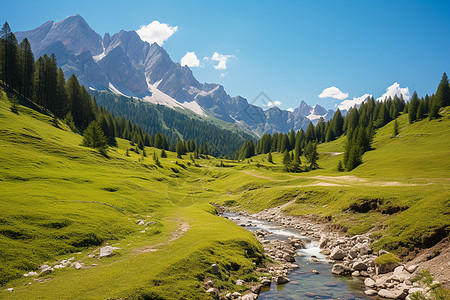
xmin=222 ymin=212 xmax=374 ymax=300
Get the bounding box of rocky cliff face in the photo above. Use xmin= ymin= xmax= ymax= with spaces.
xmin=16 ymin=15 xmax=334 ymax=135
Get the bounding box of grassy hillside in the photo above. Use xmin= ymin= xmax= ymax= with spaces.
xmin=0 ymin=89 xmax=265 ymax=299
xmin=0 ymin=87 xmax=449 ymax=298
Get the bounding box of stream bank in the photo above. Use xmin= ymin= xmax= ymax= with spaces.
xmin=219 ymin=204 xmax=446 ymax=300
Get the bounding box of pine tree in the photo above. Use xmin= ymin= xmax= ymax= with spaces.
xmin=416 ymin=101 xmax=425 ymax=120
xmin=18 ymin=38 xmax=34 ymax=98
xmin=282 ymin=149 xmax=291 ymax=166
xmin=305 ymin=141 xmax=319 ymax=169
xmin=55 ymin=68 xmax=67 ymax=117
xmin=409 ymin=91 xmax=419 ymax=124
xmin=434 ymin=72 xmax=450 ymax=108
xmin=160 ymin=149 xmax=167 ymax=158
xmin=331 ymin=109 xmax=344 ymax=137
xmin=393 ymin=119 xmax=399 ymax=137
xmin=305 ymin=122 xmax=315 ymax=142
xmin=337 ymin=160 xmax=344 ymax=172
xmin=82 ymin=121 xmax=107 ymax=149
xmin=267 ymin=152 xmax=273 ymax=163
xmin=429 ymin=100 xmax=440 ymax=120
xmin=0 ymin=22 xmax=18 ymax=89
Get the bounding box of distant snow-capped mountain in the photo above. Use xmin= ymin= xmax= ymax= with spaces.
xmin=16 ymin=15 xmax=334 ymax=135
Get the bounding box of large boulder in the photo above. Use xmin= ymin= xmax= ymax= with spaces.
xmin=364 ymin=278 xmax=376 ymax=288
xmin=375 ymin=253 xmax=401 ymax=275
xmin=319 ymin=236 xmax=328 ymax=248
xmin=352 ymin=261 xmax=368 ymax=271
xmin=378 ymin=288 xmax=407 ymax=299
xmin=360 ymin=242 xmax=371 ymax=256
xmin=275 ymin=276 xmax=290 ymax=284
xmin=99 ymin=246 xmax=115 ymax=257
xmin=332 ymin=264 xmax=351 ymax=275
xmin=330 ymin=247 xmax=346 ymax=260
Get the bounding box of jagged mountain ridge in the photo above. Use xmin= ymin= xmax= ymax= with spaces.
xmin=15 ymin=15 xmax=334 ymax=135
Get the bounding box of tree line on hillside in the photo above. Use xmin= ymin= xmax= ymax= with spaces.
xmin=0 ymin=21 xmax=242 ymax=157
xmin=91 ymin=91 xmax=255 ymax=157
xmin=239 ymin=73 xmax=449 ymax=172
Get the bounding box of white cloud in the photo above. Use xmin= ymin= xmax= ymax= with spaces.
xmin=319 ymin=86 xmax=349 ymax=100
xmin=180 ymin=51 xmax=200 ymax=67
xmin=136 ymin=21 xmax=178 ymax=46
xmin=220 ymin=73 xmax=226 ymax=78
xmin=205 ymin=52 xmax=234 ymax=70
xmin=376 ymin=82 xmax=411 ymax=102
xmin=338 ymin=94 xmax=371 ymax=111
xmin=287 ymin=108 xmax=294 ymax=112
xmin=263 ymin=100 xmax=282 ymax=108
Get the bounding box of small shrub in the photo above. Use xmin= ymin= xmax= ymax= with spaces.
xmin=375 ymin=253 xmax=401 ymax=266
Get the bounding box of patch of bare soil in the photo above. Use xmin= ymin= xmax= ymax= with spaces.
xmin=407 ymin=237 xmax=450 ymax=289
xmin=133 ymin=243 xmax=164 ymax=254
xmin=169 ymin=222 xmax=190 ymax=241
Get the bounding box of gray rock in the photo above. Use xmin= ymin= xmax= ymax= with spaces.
xmin=236 ymin=279 xmax=245 ymax=286
xmin=376 ymin=277 xmax=388 ymax=289
xmin=312 ymin=270 xmax=319 ymax=274
xmin=99 ymin=246 xmax=115 ymax=257
xmin=364 ymin=278 xmax=376 ymax=288
xmin=205 ymin=288 xmax=219 ymax=299
xmin=352 ymin=261 xmax=368 ymax=271
xmin=204 ymin=280 xmax=214 ymax=288
xmin=331 ymin=264 xmax=351 ymax=275
xmin=260 ymin=278 xmax=271 ymax=286
xmin=360 ymin=243 xmax=371 ymax=256
xmin=211 ymin=263 xmax=219 ymax=274
xmin=319 ymin=236 xmax=328 ymax=248
xmin=251 ymin=284 xmax=263 ymax=294
xmin=74 ymin=262 xmax=83 ymax=270
xmin=376 ymin=262 xmax=401 ymax=275
xmin=378 ymin=288 xmax=407 ymax=299
xmin=352 ymin=271 xmax=360 ymax=277
xmin=284 ymin=254 xmax=295 ymax=262
xmin=39 ymin=265 xmax=53 ymax=274
xmin=275 ymin=276 xmax=290 ymax=284
xmin=6 ymin=288 xmax=14 ymax=292
xmin=231 ymin=292 xmax=241 ymax=299
xmin=406 ymin=265 xmax=418 ymax=273
xmin=365 ymin=289 xmax=378 ymax=296
xmin=242 ymin=293 xmax=258 ymax=300
xmin=23 ymin=271 xmax=38 ymax=277
xmin=348 ymin=249 xmax=359 ymax=259
xmin=330 ymin=247 xmax=346 ymax=260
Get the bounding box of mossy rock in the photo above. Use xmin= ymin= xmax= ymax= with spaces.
xmin=375 ymin=253 xmax=401 ymax=274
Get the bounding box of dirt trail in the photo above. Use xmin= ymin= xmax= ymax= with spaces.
xmin=242 ymin=170 xmax=295 ymax=181
xmin=243 ymin=170 xmax=430 ymax=187
xmin=134 ymin=221 xmax=190 ymax=254
xmin=169 ymin=222 xmax=190 ymax=241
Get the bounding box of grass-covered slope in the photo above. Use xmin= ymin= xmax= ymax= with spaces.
xmin=0 ymin=90 xmax=265 ymax=299
xmin=213 ymin=112 xmax=450 ymax=253
xmin=0 ymin=86 xmax=448 ymax=298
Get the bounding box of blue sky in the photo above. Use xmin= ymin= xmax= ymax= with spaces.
xmin=2 ymin=0 xmax=450 ymax=110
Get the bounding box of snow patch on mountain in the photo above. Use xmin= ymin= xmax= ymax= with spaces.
xmin=144 ymin=80 xmax=184 ymax=109
xmin=182 ymin=101 xmax=208 ymax=117
xmin=109 ymin=82 xmax=127 ymax=97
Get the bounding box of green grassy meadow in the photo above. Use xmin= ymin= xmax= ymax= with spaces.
xmin=0 ymin=88 xmax=449 ymax=298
